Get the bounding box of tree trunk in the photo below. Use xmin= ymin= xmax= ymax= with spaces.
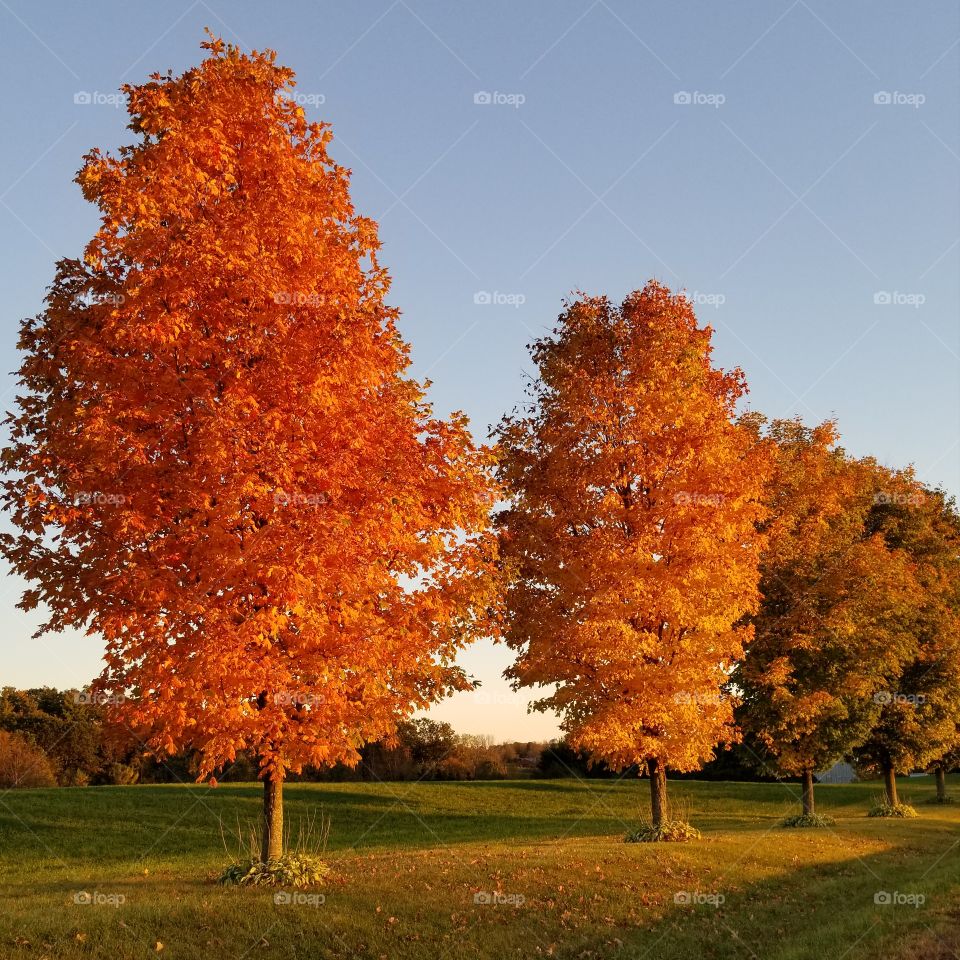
xmin=648 ymin=757 xmax=668 ymax=827
xmin=882 ymin=762 xmax=898 ymax=806
xmin=802 ymin=768 xmax=815 ymax=816
xmin=935 ymin=763 xmax=947 ymax=802
xmin=262 ymin=774 xmax=284 ymax=862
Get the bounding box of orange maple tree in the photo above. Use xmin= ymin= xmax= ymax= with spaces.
xmin=0 ymin=37 xmax=497 ymax=860
xmin=496 ymin=283 xmax=769 ymax=828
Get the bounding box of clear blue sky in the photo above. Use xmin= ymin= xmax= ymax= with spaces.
xmin=1 ymin=1 xmax=957 ymax=741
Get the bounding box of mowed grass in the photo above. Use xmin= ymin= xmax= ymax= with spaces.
xmin=0 ymin=776 xmax=958 ymax=959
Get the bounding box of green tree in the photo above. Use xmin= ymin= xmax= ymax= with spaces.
xmin=734 ymin=419 xmax=917 ymax=818
xmin=852 ymin=483 xmax=960 ymax=806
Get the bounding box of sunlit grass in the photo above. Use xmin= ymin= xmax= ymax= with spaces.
xmin=0 ymin=775 xmax=957 ymax=958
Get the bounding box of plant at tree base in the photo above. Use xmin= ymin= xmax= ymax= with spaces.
xmin=781 ymin=813 xmax=836 ymax=828
xmin=496 ymin=283 xmax=769 ymax=835
xmin=0 ymin=36 xmax=497 ymax=864
xmin=867 ymin=797 xmax=919 ymax=819
xmin=734 ymin=418 xmax=919 ymax=824
xmin=625 ymin=820 xmax=701 ymax=843
xmin=852 ymin=483 xmax=960 ymax=810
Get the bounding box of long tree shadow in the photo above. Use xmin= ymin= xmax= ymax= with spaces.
xmin=549 ymin=838 xmax=960 ymax=960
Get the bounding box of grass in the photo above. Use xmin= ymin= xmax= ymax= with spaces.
xmin=0 ymin=775 xmax=958 ymax=958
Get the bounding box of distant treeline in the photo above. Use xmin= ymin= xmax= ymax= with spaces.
xmin=0 ymin=686 xmax=903 ymax=788
xmin=0 ymin=687 xmax=550 ymax=787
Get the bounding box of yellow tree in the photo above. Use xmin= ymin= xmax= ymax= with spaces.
xmin=734 ymin=419 xmax=918 ymax=820
xmin=0 ymin=37 xmax=497 ymax=862
xmin=496 ymin=283 xmax=769 ymax=831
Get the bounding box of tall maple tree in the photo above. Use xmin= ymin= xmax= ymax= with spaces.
xmin=496 ymin=283 xmax=769 ymax=828
xmin=734 ymin=418 xmax=918 ymax=818
xmin=852 ymin=482 xmax=960 ymax=806
xmin=0 ymin=37 xmax=497 ymax=860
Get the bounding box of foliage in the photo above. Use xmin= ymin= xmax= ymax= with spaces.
xmin=0 ymin=730 xmax=57 ymax=788
xmin=496 ymin=283 xmax=770 ymax=778
xmin=0 ymin=686 xmax=129 ymax=785
xmin=735 ymin=419 xmax=918 ymax=784
xmin=624 ymin=819 xmax=702 ymax=843
xmin=0 ymin=35 xmax=498 ymax=787
xmin=853 ymin=485 xmax=960 ymax=779
xmin=867 ymin=798 xmax=918 ymax=818
xmin=218 ymin=852 xmax=330 ymax=888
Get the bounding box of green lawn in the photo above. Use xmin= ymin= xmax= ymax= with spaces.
xmin=0 ymin=776 xmax=958 ymax=958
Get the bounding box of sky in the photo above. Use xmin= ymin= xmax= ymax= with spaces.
xmin=0 ymin=1 xmax=957 ymax=742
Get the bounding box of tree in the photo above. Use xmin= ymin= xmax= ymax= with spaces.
xmin=0 ymin=37 xmax=497 ymax=862
xmin=852 ymin=482 xmax=960 ymax=806
xmin=496 ymin=283 xmax=769 ymax=828
xmin=0 ymin=687 xmax=107 ymax=785
xmin=734 ymin=419 xmax=918 ymax=818
xmin=398 ymin=718 xmax=458 ymax=778
xmin=0 ymin=731 xmax=57 ymax=789
xmin=930 ymin=741 xmax=959 ymax=803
